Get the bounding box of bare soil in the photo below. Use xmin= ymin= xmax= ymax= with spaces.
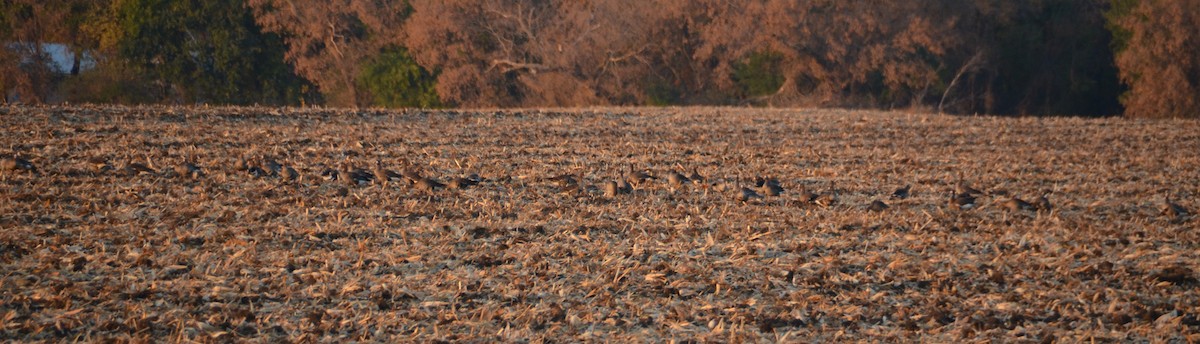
xmin=1 ymin=105 xmax=1197 ymax=342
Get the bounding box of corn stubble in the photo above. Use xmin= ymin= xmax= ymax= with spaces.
xmin=1 ymin=105 xmax=1198 ymax=342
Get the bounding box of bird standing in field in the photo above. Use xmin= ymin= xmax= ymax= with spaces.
xmin=626 ymin=164 xmax=656 ymax=187
xmin=1035 ymin=192 xmax=1052 ymax=212
xmin=247 ymin=165 xmax=269 ymax=178
xmin=398 ymin=162 xmax=424 ymax=185
xmin=758 ymin=177 xmax=784 ymax=197
xmin=956 ymin=180 xmax=985 ymax=197
xmin=87 ymin=157 xmax=111 ymax=173
xmin=737 ymin=187 xmax=764 ymax=202
xmin=546 ymin=172 xmax=578 ymax=188
xmin=868 ymin=200 xmax=889 ymax=212
xmin=813 ymin=182 xmax=837 ymax=207
xmin=263 ymin=158 xmax=283 ymax=176
xmin=948 ymin=191 xmax=976 ymax=210
xmin=1162 ymin=195 xmax=1188 ymax=219
xmin=373 ymin=159 xmax=398 ymax=186
xmin=604 ymin=180 xmax=620 ymax=198
xmin=2 ymin=155 xmax=37 ymax=174
xmin=414 ymin=176 xmax=446 ymax=193
xmin=814 ymin=192 xmax=837 ymax=207
xmin=891 ymin=185 xmax=911 ymax=199
xmin=175 ymin=162 xmax=203 ymax=179
xmin=796 ymin=187 xmax=818 ymax=204
xmin=666 ymin=169 xmax=691 ymax=190
xmin=342 ymin=163 xmax=374 ymax=186
xmin=687 ymin=167 xmax=705 ymax=185
xmin=1001 ymin=196 xmax=1036 ymax=212
xmin=281 ymin=165 xmax=300 ymax=182
xmin=123 ymin=161 xmax=157 ymax=176
xmin=447 ymin=175 xmax=480 ymax=190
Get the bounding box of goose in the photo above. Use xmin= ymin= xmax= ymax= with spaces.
xmin=626 ymin=164 xmax=655 ymax=187
xmin=373 ymin=160 xmax=396 ymax=186
xmin=1001 ymin=196 xmax=1036 ymax=212
xmin=175 ymin=162 xmax=203 ymax=179
xmin=86 ymin=157 xmax=111 ymax=172
xmin=281 ymin=165 xmax=300 ymax=182
xmin=687 ymin=167 xmax=705 ymax=184
xmin=604 ymin=180 xmax=620 ymax=198
xmin=737 ymin=187 xmax=764 ymax=202
xmin=868 ymin=200 xmax=889 ymax=212
xmin=1163 ymin=195 xmax=1189 ymax=219
xmin=414 ymin=177 xmax=446 ymax=193
xmin=948 ymin=191 xmax=976 ymax=210
xmin=1035 ymin=192 xmax=1052 ymax=211
xmin=956 ymin=180 xmax=984 ymax=196
xmin=123 ymin=161 xmax=157 ymax=176
xmin=796 ymin=187 xmax=818 ymax=204
xmin=1 ymin=156 xmax=36 ymax=173
xmin=666 ymin=170 xmax=691 ymax=189
xmin=263 ymin=158 xmax=283 ymax=176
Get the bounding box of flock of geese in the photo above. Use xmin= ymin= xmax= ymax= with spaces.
xmin=1 ymin=154 xmax=1193 ymax=220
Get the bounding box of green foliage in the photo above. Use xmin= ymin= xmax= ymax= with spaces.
xmin=732 ymin=51 xmax=784 ymax=99
xmin=59 ymin=60 xmax=157 ymax=104
xmin=115 ymin=0 xmax=317 ymax=105
xmin=978 ymin=0 xmax=1122 ymax=115
xmin=356 ymin=47 xmax=440 ymax=108
xmin=1104 ymin=0 xmax=1138 ymax=53
xmin=643 ymin=79 xmax=682 ymax=106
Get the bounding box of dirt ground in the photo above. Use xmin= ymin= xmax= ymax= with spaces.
xmin=1 ymin=105 xmax=1197 ymax=342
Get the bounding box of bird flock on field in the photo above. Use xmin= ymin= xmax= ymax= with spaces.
xmin=1 ymin=153 xmax=1193 ymax=221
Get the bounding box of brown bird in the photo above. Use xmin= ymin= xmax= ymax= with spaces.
xmin=868 ymin=200 xmax=889 ymax=212
xmin=414 ymin=177 xmax=446 ymax=193
xmin=263 ymin=158 xmax=283 ymax=176
xmin=948 ymin=191 xmax=976 ymax=210
xmin=560 ymin=173 xmax=588 ymax=196
xmin=753 ymin=176 xmax=775 ymax=188
xmin=247 ymin=165 xmax=269 ymax=178
xmin=281 ymin=165 xmax=300 ymax=182
xmin=373 ymin=160 xmax=396 ymax=186
xmin=626 ymin=164 xmax=656 ymax=187
xmin=398 ymin=164 xmax=424 ymax=184
xmin=1163 ymin=195 xmax=1188 ymax=219
xmin=547 ymin=172 xmax=578 ymax=188
xmin=617 ymin=180 xmax=633 ymax=194
xmin=86 ymin=157 xmax=111 ymax=172
xmin=687 ymin=167 xmax=705 ymax=184
xmin=1 ymin=156 xmax=36 ymax=173
xmin=234 ymin=157 xmax=251 ymax=172
xmin=447 ymin=176 xmax=479 ymax=190
xmin=813 ymin=182 xmax=837 ymax=207
xmin=318 ymin=164 xmax=339 ymax=182
xmin=796 ymin=187 xmax=818 ymax=204
xmin=123 ymin=162 xmax=157 ymax=176
xmin=760 ymin=181 xmax=784 ymax=197
xmin=603 ymin=180 xmax=620 ymax=198
xmin=1035 ymin=193 xmax=1052 ymax=211
xmin=737 ymin=187 xmax=764 ymax=202
xmin=814 ymin=192 xmax=837 ymax=207
xmin=343 ymin=164 xmax=374 ymax=186
xmin=666 ymin=170 xmax=691 ymax=189
xmin=175 ymin=162 xmax=203 ymax=179
xmin=1001 ymin=196 xmax=1036 ymax=212
xmin=956 ymin=180 xmax=985 ymax=196
xmin=891 ymin=185 xmax=911 ymax=199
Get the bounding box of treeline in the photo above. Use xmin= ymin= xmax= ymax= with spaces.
xmin=1 ymin=0 xmax=1197 ymax=117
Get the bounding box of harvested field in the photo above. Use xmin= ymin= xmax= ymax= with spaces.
xmin=1 ymin=105 xmax=1198 ymax=342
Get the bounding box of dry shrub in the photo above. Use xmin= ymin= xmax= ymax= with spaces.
xmin=1111 ymin=0 xmax=1200 ymax=118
